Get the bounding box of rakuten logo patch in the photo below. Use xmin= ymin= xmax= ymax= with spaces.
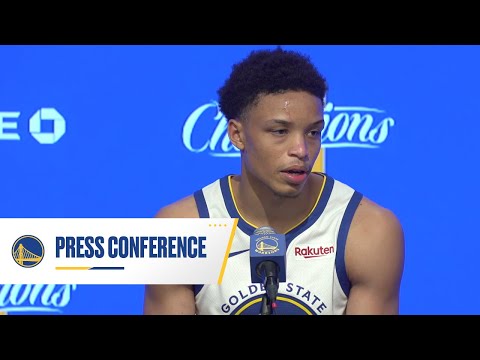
xmin=294 ymin=245 xmax=335 ymax=259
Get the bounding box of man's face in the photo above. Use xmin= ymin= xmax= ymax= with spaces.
xmin=240 ymin=90 xmax=324 ymax=198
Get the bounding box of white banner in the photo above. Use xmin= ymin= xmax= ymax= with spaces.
xmin=0 ymin=218 xmax=238 ymax=284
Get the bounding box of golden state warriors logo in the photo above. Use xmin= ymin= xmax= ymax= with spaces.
xmin=255 ymin=235 xmax=279 ymax=255
xmin=12 ymin=235 xmax=45 ymax=268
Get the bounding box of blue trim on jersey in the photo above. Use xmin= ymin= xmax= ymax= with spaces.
xmin=229 ymin=249 xmax=249 ymax=257
xmin=193 ymin=284 xmax=203 ymax=297
xmin=335 ymin=190 xmax=363 ymax=298
xmin=285 ymin=174 xmax=334 ymax=246
xmin=194 ymin=189 xmax=209 ymax=218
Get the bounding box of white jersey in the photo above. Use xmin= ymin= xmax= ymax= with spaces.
xmin=193 ymin=173 xmax=363 ymax=315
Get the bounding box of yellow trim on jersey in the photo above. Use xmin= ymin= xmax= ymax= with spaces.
xmin=228 ymin=176 xmax=258 ymax=228
xmin=234 ymin=295 xmax=313 ymax=315
xmin=284 ymin=174 xmax=326 ymax=234
xmin=235 ymin=298 xmax=263 ymax=314
xmin=217 ymin=218 xmax=239 ymax=285
xmin=227 ymin=173 xmax=326 ymax=234
xmin=277 ymin=296 xmax=313 ymax=314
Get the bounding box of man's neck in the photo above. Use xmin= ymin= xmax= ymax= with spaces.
xmin=230 ymin=173 xmax=324 ymax=234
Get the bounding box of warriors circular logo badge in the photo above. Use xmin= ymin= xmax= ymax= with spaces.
xmin=12 ymin=235 xmax=45 ymax=268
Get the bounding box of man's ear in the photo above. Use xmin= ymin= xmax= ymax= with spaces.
xmin=227 ymin=119 xmax=245 ymax=151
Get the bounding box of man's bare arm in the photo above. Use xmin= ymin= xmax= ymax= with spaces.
xmin=143 ymin=195 xmax=199 ymax=315
xmin=345 ymin=197 xmax=405 ymax=315
xmin=143 ymin=284 xmax=196 ymax=315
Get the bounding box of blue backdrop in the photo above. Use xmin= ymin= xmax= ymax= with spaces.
xmin=0 ymin=45 xmax=477 ymax=314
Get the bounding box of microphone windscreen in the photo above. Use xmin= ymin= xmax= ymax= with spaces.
xmin=249 ymin=226 xmax=286 ymax=283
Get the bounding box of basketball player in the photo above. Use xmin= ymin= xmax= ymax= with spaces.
xmin=143 ymin=47 xmax=405 ymax=315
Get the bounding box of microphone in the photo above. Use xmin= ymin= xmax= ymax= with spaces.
xmin=249 ymin=226 xmax=286 ymax=313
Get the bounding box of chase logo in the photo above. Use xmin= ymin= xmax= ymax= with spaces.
xmin=12 ymin=235 xmax=45 ymax=268
xmin=255 ymin=235 xmax=279 ymax=255
xmin=29 ymin=108 xmax=66 ymax=144
xmin=0 ymin=107 xmax=66 ymax=144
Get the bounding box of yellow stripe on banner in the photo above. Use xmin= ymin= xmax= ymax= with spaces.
xmin=312 ymin=147 xmax=325 ymax=173
xmin=217 ymin=218 xmax=239 ymax=285
xmin=55 ymin=267 xmax=91 ymax=270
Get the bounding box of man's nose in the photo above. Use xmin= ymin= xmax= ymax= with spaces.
xmin=288 ymin=135 xmax=308 ymax=160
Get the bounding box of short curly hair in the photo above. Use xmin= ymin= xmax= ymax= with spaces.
xmin=217 ymin=47 xmax=328 ymax=121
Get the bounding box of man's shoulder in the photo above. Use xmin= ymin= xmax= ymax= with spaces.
xmin=348 ymin=196 xmax=404 ymax=252
xmin=345 ymin=196 xmax=405 ymax=309
xmin=154 ymin=175 xmax=230 ymax=219
xmin=353 ymin=197 xmax=402 ymax=233
xmin=154 ymin=195 xmax=199 ymax=218
xmin=322 ymin=173 xmax=398 ymax=227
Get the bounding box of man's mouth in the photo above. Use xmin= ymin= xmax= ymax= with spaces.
xmin=280 ymin=168 xmax=309 ymax=185
xmin=283 ymin=169 xmax=306 ymax=175
xmin=281 ymin=166 xmax=309 ymax=175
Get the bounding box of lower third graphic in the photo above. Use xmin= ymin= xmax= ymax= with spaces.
xmin=55 ymin=266 xmax=124 ymax=270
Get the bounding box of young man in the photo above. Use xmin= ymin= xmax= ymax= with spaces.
xmin=143 ymin=47 xmax=405 ymax=315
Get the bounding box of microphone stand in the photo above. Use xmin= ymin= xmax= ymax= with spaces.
xmin=259 ymin=275 xmax=279 ymax=315
xmin=260 ymin=293 xmax=273 ymax=315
